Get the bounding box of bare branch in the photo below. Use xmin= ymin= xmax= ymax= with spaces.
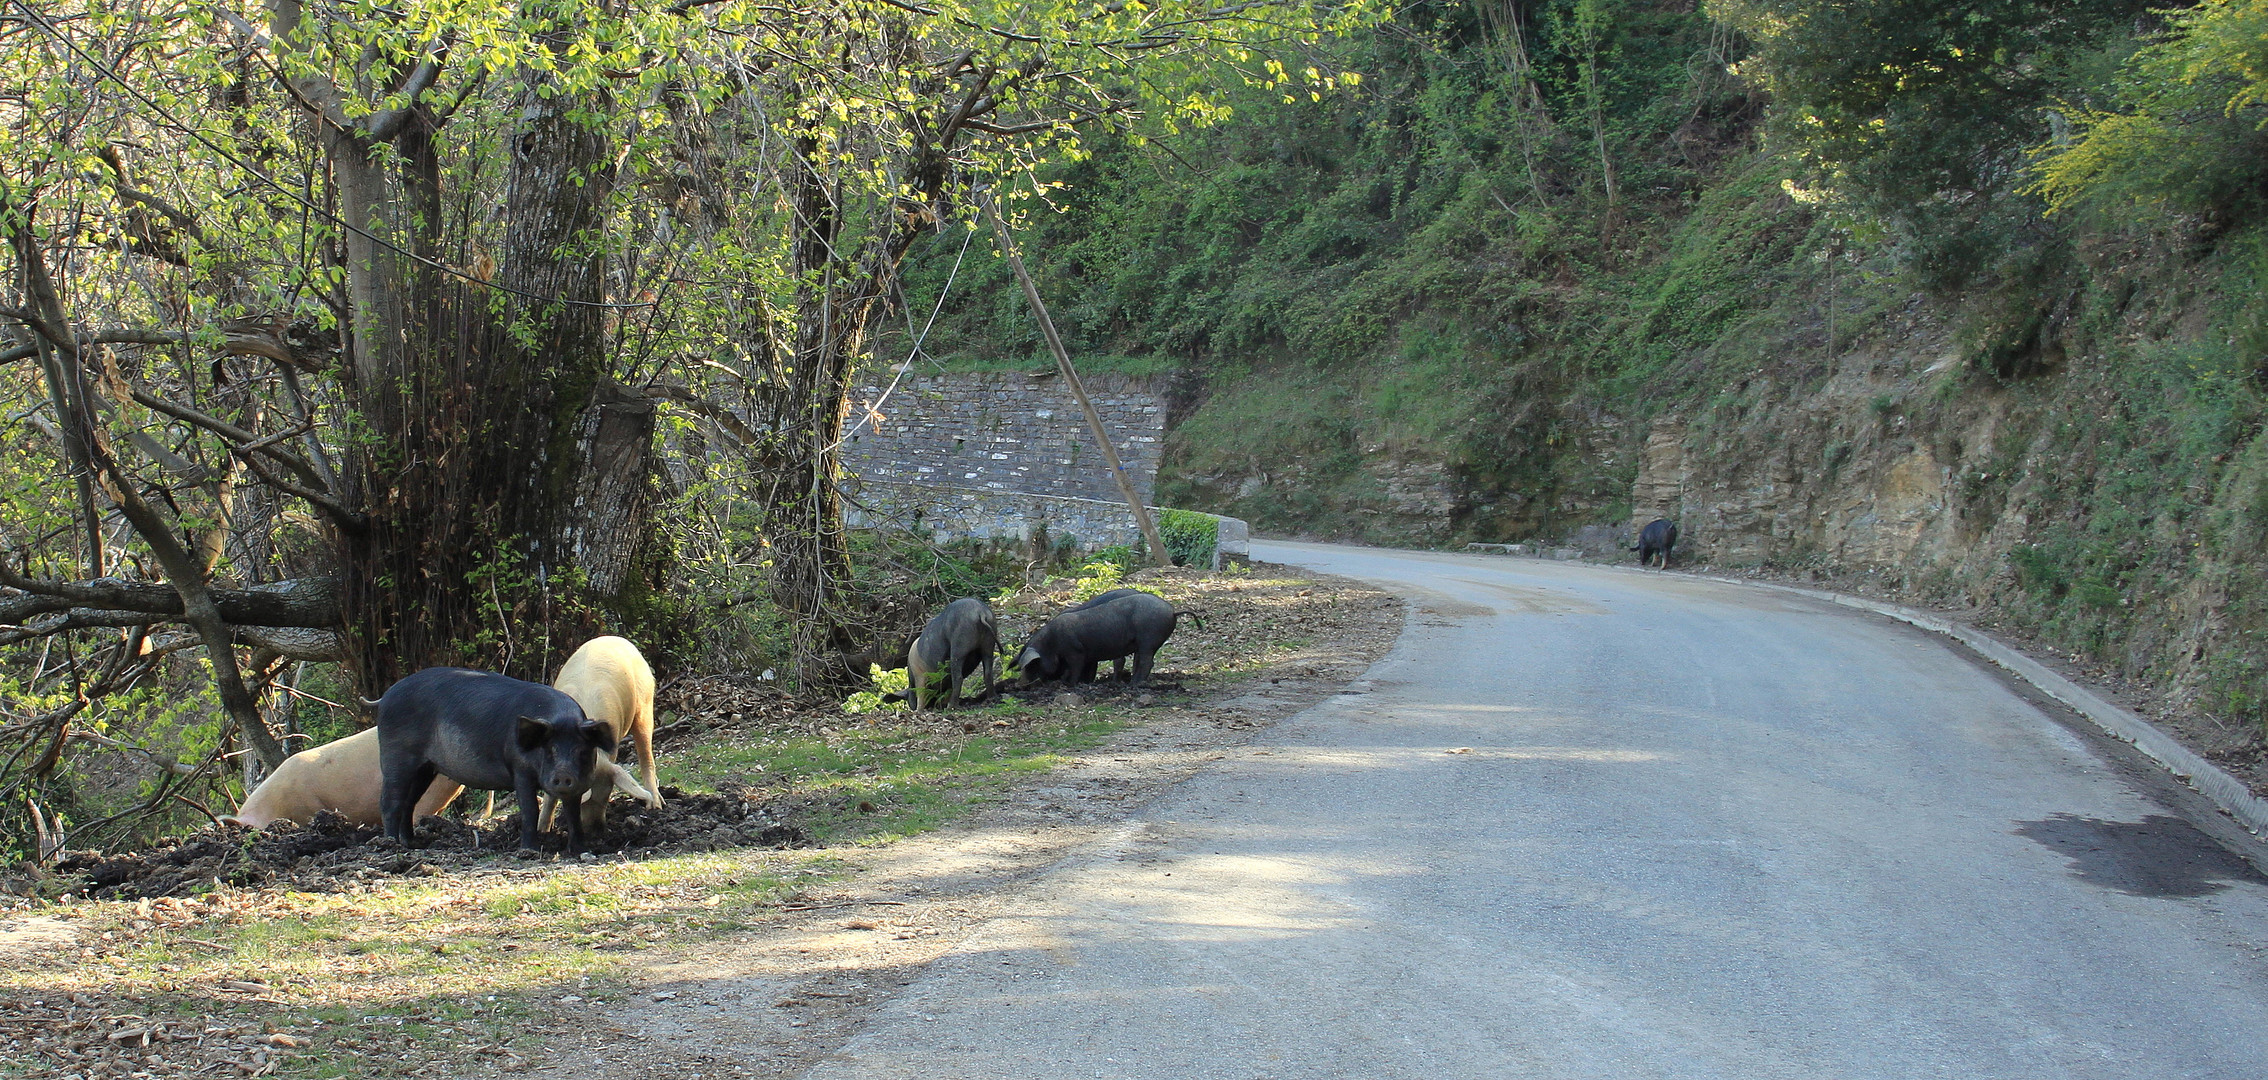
xmin=123 ymin=385 xmax=332 ymax=491
xmin=232 ymin=447 xmax=367 ymax=532
xmin=365 ymin=52 xmax=446 ymax=142
xmin=274 ymin=367 xmax=342 ymax=493
xmin=649 ymin=381 xmax=768 ymax=447
xmin=0 ymin=313 xmax=330 ymax=371
xmin=0 ymin=609 xmax=160 ymax=647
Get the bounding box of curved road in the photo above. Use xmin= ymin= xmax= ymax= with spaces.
xmin=806 ymin=541 xmax=2268 ymax=1078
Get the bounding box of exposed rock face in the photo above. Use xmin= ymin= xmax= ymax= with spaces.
xmin=1604 ymin=297 xmax=2261 ymax=719
xmin=1643 ymin=411 xmax=1957 ymax=569
xmin=1373 ymin=457 xmax=1459 ymax=523
xmin=1631 ymin=421 xmax=1689 ymax=522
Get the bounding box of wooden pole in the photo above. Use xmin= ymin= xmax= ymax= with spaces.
xmin=980 ymin=192 xmax=1170 ymax=567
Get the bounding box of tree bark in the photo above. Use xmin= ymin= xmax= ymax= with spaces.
xmin=767 ymin=146 xmax=865 ymax=677
xmin=0 ymin=575 xmax=340 ymax=627
xmin=281 ymin=2 xmax=646 ymax=687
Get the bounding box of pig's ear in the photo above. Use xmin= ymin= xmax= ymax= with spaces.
xmin=582 ymin=720 xmax=618 ymax=756
xmin=517 ymin=716 xmax=549 ymax=750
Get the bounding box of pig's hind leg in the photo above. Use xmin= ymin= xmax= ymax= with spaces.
xmin=381 ymin=762 xmax=438 ymax=847
xmin=633 ymin=705 xmax=662 ymax=809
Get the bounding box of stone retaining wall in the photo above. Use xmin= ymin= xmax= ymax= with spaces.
xmin=848 ymin=481 xmax=1249 ymax=566
xmin=842 ymin=371 xmax=1164 ymax=504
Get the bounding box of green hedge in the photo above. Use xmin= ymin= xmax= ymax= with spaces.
xmin=1158 ymin=508 xmax=1220 ymax=567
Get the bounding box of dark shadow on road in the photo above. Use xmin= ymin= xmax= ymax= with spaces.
xmin=2013 ymin=813 xmax=2267 ymax=898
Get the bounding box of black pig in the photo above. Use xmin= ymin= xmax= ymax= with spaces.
xmin=1062 ymin=588 xmax=1148 ymax=682
xmin=376 ymin=667 xmax=617 ymax=853
xmin=1635 ymin=518 xmax=1679 ymax=569
xmin=1014 ymin=591 xmax=1200 ymax=689
xmin=908 ymin=597 xmax=999 ymax=709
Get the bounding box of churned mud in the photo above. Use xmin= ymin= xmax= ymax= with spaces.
xmin=53 ymin=788 xmax=817 ymax=902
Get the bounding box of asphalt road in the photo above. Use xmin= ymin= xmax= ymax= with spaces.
xmin=803 ymin=542 xmax=2268 ymax=1079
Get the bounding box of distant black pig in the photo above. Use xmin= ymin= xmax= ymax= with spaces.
xmin=1635 ymin=518 xmax=1679 ymax=569
xmin=376 ymin=667 xmax=617 ymax=853
xmin=1014 ymin=591 xmax=1200 ymax=689
xmin=909 ymin=597 xmax=999 ymax=709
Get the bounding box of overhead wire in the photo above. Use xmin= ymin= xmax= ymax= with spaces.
xmin=833 ymin=219 xmax=977 ymax=452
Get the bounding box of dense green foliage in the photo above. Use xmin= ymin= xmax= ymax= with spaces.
xmin=898 ymin=0 xmax=1760 ymax=538
xmin=2032 ymin=0 xmax=2268 ymax=219
xmin=1715 ymin=0 xmax=2152 ymax=285
xmin=1157 ymin=508 xmax=1221 ymax=567
xmin=888 ymin=0 xmax=2268 ymax=731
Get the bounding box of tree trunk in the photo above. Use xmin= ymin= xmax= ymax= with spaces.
xmin=327 ymin=29 xmax=638 ymax=687
xmin=766 ymin=149 xmax=865 ymax=679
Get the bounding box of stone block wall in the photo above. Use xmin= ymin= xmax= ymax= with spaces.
xmin=846 ymin=481 xmax=1248 ymax=565
xmin=842 ymin=371 xmax=1164 ymax=504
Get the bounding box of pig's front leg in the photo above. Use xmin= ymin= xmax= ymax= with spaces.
xmin=563 ymin=788 xmax=589 ymax=855
xmin=515 ymin=775 xmax=544 ymax=852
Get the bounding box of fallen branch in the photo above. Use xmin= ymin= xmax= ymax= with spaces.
xmin=0 ymin=564 xmax=341 ymax=628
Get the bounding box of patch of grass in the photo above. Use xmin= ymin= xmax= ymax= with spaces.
xmin=664 ymin=706 xmax=1128 ymax=844
xmin=0 ymin=845 xmax=849 ymax=1077
xmin=14 ymin=853 xmax=841 ymax=996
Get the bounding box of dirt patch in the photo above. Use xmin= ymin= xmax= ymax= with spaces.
xmin=0 ymin=914 xmax=76 ymax=964
xmin=0 ymin=996 xmax=320 ymax=1080
xmin=52 ymin=789 xmax=817 ymax=901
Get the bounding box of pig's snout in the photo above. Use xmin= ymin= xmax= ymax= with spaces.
xmin=543 ymin=760 xmax=586 ymax=795
xmin=538 ymin=719 xmax=617 ymax=795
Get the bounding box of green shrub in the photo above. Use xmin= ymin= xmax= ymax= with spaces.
xmin=1158 ymin=508 xmax=1219 ymax=567
xmin=844 ymin=664 xmax=912 ymax=714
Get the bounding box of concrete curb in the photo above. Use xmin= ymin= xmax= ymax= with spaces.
xmin=1705 ymin=574 xmax=2268 ymax=844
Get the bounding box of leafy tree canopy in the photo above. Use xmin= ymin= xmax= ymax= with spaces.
xmin=1709 ymin=0 xmax=2150 ymax=282
xmin=2031 ymin=0 xmax=2268 ymax=219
